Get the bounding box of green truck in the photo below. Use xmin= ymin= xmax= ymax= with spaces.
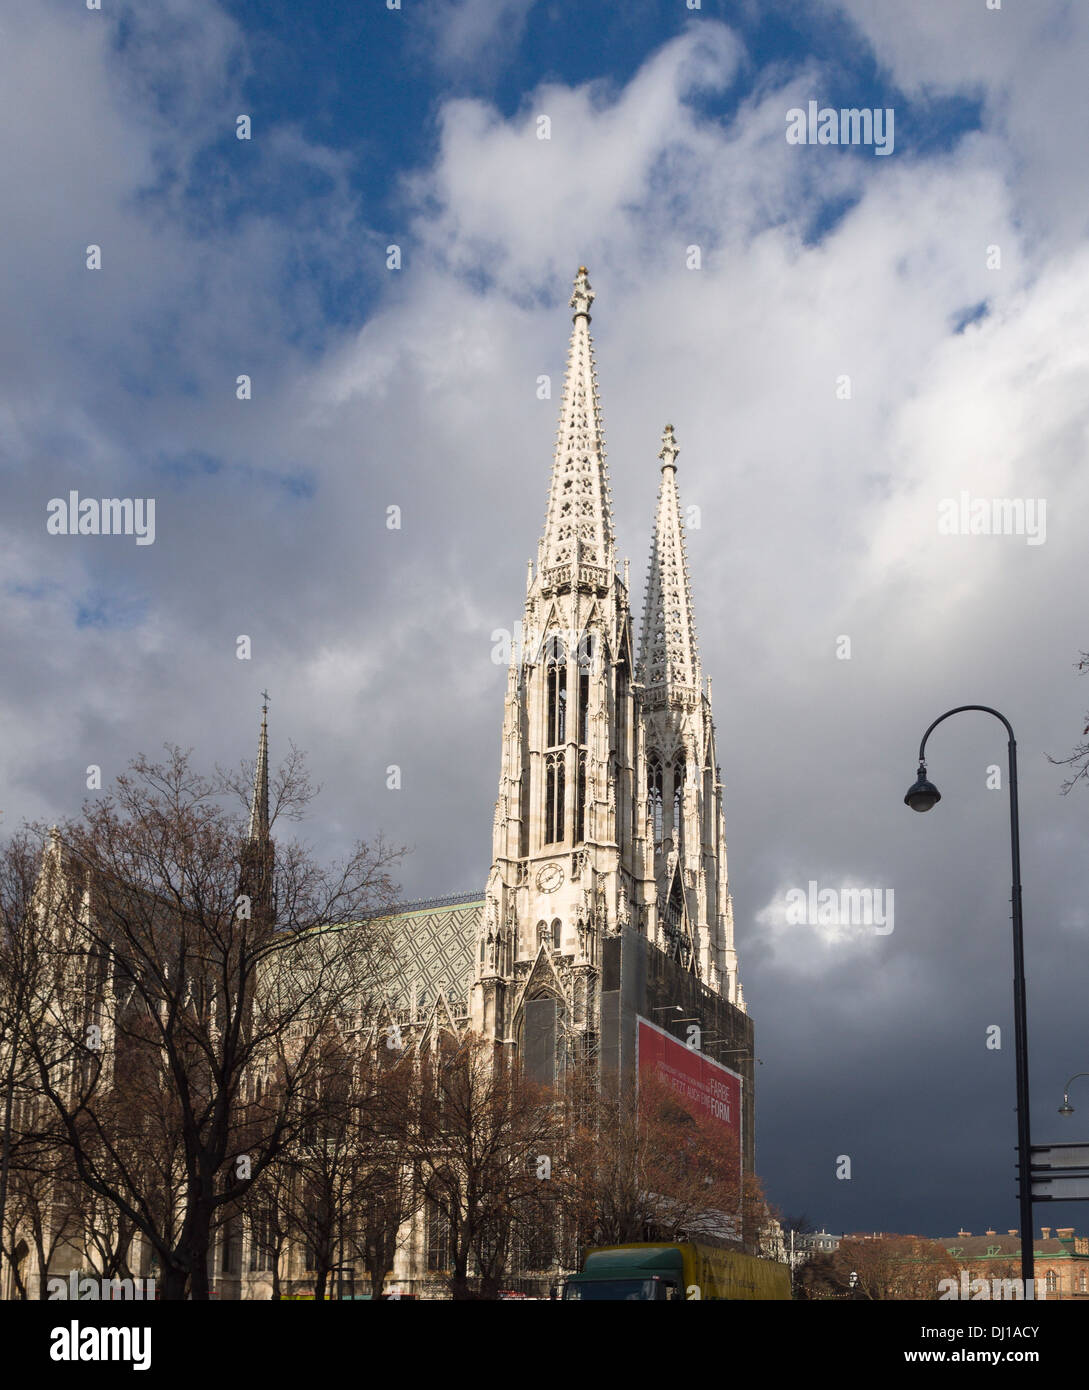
xmin=561 ymin=1242 xmax=792 ymax=1301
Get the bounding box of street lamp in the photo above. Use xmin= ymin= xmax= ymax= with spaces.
xmin=903 ymin=705 xmax=1033 ymax=1287
xmin=1058 ymin=1074 xmax=1089 ymax=1117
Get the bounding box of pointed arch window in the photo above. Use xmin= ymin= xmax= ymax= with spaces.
xmin=545 ymin=753 xmax=565 ymax=844
xmin=551 ymin=919 xmax=561 ymax=950
xmin=546 ymin=636 xmax=567 ymax=748
xmin=426 ymin=1186 xmax=452 ymax=1272
xmin=576 ymin=751 xmax=587 ymax=844
xmin=577 ymin=634 xmax=594 ymax=745
xmin=672 ymin=754 xmax=686 ymax=853
xmin=648 ymin=756 xmax=664 ymax=848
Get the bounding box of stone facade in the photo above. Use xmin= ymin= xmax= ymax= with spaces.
xmin=472 ymin=270 xmax=745 ymax=1100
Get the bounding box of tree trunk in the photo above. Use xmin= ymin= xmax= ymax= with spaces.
xmin=32 ymin=1229 xmax=48 ymax=1300
xmin=175 ymin=1196 xmax=214 ymax=1300
xmin=365 ymin=1258 xmax=387 ymax=1300
xmin=161 ymin=1264 xmax=188 ymax=1301
xmin=450 ymin=1239 xmax=479 ymax=1300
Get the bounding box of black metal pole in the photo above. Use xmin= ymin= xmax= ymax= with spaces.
xmin=916 ymin=706 xmax=1033 ymax=1289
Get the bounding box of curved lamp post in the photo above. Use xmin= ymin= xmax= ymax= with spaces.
xmin=904 ymin=705 xmax=1033 ymax=1287
xmin=1058 ymin=1074 xmax=1089 ymax=1118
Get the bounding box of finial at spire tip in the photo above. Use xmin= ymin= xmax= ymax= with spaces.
xmin=570 ymin=266 xmax=594 ymax=318
xmin=658 ymin=423 xmax=680 ymax=471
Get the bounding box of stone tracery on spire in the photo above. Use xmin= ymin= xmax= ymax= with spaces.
xmin=538 ymin=267 xmax=614 ymax=575
xmin=639 ymin=424 xmax=701 ymax=696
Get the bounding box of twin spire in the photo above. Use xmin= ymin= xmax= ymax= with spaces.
xmin=640 ymin=424 xmax=701 ymax=695
xmin=539 ymin=267 xmax=615 ymax=574
xmin=539 ymin=269 xmax=702 ymax=696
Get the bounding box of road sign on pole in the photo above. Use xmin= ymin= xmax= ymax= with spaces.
xmin=1029 ymin=1142 xmax=1089 ymax=1170
xmin=1030 ymin=1175 xmax=1089 ymax=1202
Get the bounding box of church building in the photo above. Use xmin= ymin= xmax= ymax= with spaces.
xmin=359 ymin=267 xmax=757 ymax=1294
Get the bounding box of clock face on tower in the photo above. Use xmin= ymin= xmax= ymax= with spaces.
xmin=535 ymin=863 xmax=564 ymax=893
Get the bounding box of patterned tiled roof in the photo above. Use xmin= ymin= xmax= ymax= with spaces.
xmin=369 ymin=895 xmax=483 ymax=1016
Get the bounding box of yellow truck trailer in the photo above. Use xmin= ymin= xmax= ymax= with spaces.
xmin=561 ymin=1242 xmax=791 ymax=1301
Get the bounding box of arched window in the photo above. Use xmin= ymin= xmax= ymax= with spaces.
xmin=672 ymin=755 xmax=686 ymax=851
xmin=648 ymin=756 xmax=663 ymax=847
xmin=546 ymin=636 xmax=566 ymax=747
xmin=576 ymin=751 xmax=587 ymax=843
xmin=577 ymin=634 xmax=593 ymax=745
xmin=1046 ymin=1269 xmax=1057 ymax=1293
xmin=551 ymin=919 xmax=561 ymax=950
xmin=545 ymin=752 xmax=565 ymax=844
xmin=426 ymin=1190 xmax=452 ymax=1272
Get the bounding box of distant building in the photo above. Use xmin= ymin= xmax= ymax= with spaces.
xmin=937 ymin=1227 xmax=1089 ymax=1300
xmin=789 ymin=1229 xmax=841 ymax=1266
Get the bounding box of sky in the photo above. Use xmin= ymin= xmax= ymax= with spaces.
xmin=4 ymin=0 xmax=1089 ymax=1245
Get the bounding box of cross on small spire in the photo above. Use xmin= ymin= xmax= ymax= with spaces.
xmin=260 ymin=689 xmax=270 ymax=714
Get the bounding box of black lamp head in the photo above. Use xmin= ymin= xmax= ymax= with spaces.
xmin=904 ymin=762 xmax=941 ymax=813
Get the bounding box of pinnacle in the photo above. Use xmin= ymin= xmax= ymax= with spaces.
xmin=639 ymin=426 xmax=700 ymax=694
xmin=538 ymin=268 xmax=615 ymax=574
xmin=248 ymin=700 xmax=270 ymax=842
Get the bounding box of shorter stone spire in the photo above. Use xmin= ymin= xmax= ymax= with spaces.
xmin=639 ymin=425 xmax=701 ymax=695
xmin=248 ymin=695 xmax=270 ymax=842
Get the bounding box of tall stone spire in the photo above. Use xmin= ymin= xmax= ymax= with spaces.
xmin=639 ymin=425 xmax=700 ymax=698
xmin=248 ymin=695 xmax=270 ymax=842
xmin=474 ymin=265 xmax=641 ymax=1048
xmin=539 ymin=267 xmax=614 ymax=576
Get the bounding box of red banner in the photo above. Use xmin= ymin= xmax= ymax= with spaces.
xmin=636 ymin=1017 xmax=742 ymax=1158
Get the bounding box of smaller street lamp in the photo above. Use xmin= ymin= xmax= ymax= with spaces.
xmin=1058 ymin=1073 xmax=1089 ymax=1117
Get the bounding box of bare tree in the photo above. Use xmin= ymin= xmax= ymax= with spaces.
xmin=18 ymin=745 xmax=403 ymax=1299
xmin=831 ymin=1234 xmax=960 ymax=1300
xmin=397 ymin=1034 xmax=557 ymax=1300
xmin=0 ymin=829 xmax=86 ymax=1298
xmin=1048 ymin=650 xmax=1089 ymax=792
xmin=348 ymin=1051 xmax=420 ymax=1299
xmin=557 ymin=1068 xmax=746 ymax=1253
xmin=4 ymin=1138 xmax=82 ymax=1297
